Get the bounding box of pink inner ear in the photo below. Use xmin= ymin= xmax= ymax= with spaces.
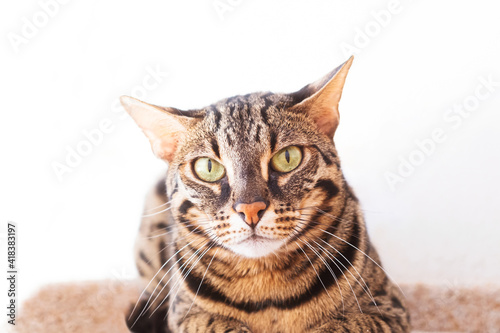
xmin=144 ymin=126 xmax=183 ymax=162
xmin=314 ymin=111 xmax=338 ymax=138
xmin=298 ymin=94 xmax=340 ymax=138
xmin=151 ymin=135 xmax=181 ymax=162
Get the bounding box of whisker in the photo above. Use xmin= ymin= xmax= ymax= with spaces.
xmin=128 ymin=237 xmax=202 ymax=327
xmin=145 ymin=226 xmax=218 ymax=317
xmin=317 ymin=237 xmax=380 ymax=314
xmin=142 ymin=206 xmax=173 ymax=218
xmin=141 ymin=226 xmax=203 ymax=267
xmin=296 ymin=217 xmax=364 ymax=243
xmin=143 ymin=200 xmax=172 ymax=213
xmin=140 ymin=217 xmax=214 ymax=269
xmin=302 ymin=234 xmax=363 ymax=314
xmin=183 ymin=247 xmax=220 ymax=319
xmin=153 ymin=243 xmax=215 ymax=317
xmin=295 ymin=241 xmax=343 ymax=312
xmin=299 ymin=208 xmax=406 ymax=298
xmin=143 ymin=225 xmax=175 ymax=239
xmin=300 ymin=211 xmax=352 ymax=227
xmin=143 ymin=237 xmax=212 ymax=317
xmin=326 ymin=228 xmax=406 ymax=298
xmin=147 ymin=217 xmax=211 ymax=240
xmin=293 ymin=214 xmax=383 ymax=313
xmin=129 ymin=236 xmax=210 ymax=327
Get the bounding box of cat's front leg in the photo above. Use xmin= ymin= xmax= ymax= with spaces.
xmin=310 ymin=313 xmax=409 ymax=333
xmin=177 ymin=312 xmax=252 ymax=333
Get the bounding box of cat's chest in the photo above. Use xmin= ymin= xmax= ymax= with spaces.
xmin=225 ymin=306 xmax=323 ymax=333
xmin=189 ymin=273 xmax=332 ymax=333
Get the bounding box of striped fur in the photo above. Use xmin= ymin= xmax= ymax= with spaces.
xmin=125 ymin=59 xmax=410 ymax=333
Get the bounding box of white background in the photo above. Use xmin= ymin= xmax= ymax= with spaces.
xmin=1 ymin=0 xmax=500 ymax=310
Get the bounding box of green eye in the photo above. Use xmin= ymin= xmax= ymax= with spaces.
xmin=271 ymin=146 xmax=302 ymax=173
xmin=194 ymin=157 xmax=225 ymax=182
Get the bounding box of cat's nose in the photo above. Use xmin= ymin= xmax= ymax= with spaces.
xmin=234 ymin=201 xmax=268 ymax=228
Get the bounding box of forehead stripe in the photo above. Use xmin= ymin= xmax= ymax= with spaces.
xmin=259 ymin=97 xmax=273 ymax=125
xmin=212 ymin=109 xmax=221 ymax=131
xmin=270 ymin=130 xmax=277 ymax=152
xmin=211 ymin=138 xmax=220 ymax=159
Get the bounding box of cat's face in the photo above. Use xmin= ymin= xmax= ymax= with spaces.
xmin=122 ymin=57 xmax=353 ymax=258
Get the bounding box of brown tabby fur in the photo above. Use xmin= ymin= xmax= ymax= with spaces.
xmin=122 ymin=58 xmax=410 ymax=333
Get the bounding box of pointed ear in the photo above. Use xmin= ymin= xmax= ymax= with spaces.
xmin=290 ymin=56 xmax=354 ymax=138
xmin=120 ymin=96 xmax=199 ymax=162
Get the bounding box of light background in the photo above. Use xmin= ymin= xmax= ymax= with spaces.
xmin=1 ymin=0 xmax=499 ymax=309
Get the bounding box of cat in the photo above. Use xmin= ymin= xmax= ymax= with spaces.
xmin=121 ymin=57 xmax=410 ymax=333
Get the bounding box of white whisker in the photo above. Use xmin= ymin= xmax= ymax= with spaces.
xmin=153 ymin=243 xmax=214 ymax=317
xmin=305 ymin=236 xmax=363 ymax=314
xmin=183 ymin=247 xmax=219 ymax=319
xmin=295 ymin=241 xmax=343 ymax=313
xmin=142 ymin=206 xmax=173 ymax=218
xmin=129 ymin=237 xmax=206 ymax=327
xmin=318 ymin=237 xmax=380 ymax=314
xmin=305 ymin=207 xmax=406 ymax=298
xmin=142 ymin=238 xmax=210 ymax=318
xmin=144 ymin=200 xmax=172 ymax=213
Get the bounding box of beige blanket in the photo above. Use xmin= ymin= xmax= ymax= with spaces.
xmin=11 ymin=280 xmax=500 ymax=333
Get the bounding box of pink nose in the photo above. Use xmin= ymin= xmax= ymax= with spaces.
xmin=234 ymin=201 xmax=267 ymax=228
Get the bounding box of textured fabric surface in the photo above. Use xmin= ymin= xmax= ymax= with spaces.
xmin=13 ymin=280 xmax=141 ymax=333
xmin=404 ymin=284 xmax=500 ymax=333
xmin=11 ymin=280 xmax=500 ymax=333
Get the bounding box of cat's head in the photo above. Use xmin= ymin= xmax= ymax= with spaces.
xmin=122 ymin=57 xmax=353 ymax=259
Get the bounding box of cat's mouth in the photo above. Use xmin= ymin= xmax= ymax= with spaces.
xmin=245 ymin=235 xmax=268 ymax=242
xmin=229 ymin=234 xmax=284 ymax=258
xmin=239 ymin=233 xmax=278 ymax=245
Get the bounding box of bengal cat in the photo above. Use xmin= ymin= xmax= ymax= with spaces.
xmin=121 ymin=57 xmax=410 ymax=333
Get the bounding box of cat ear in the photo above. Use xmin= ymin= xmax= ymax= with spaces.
xmin=120 ymin=96 xmax=199 ymax=162
xmin=290 ymin=56 xmax=354 ymax=138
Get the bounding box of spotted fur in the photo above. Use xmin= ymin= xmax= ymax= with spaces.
xmin=123 ymin=58 xmax=410 ymax=333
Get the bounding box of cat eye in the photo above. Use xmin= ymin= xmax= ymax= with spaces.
xmin=193 ymin=157 xmax=226 ymax=182
xmin=270 ymin=146 xmax=302 ymax=173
